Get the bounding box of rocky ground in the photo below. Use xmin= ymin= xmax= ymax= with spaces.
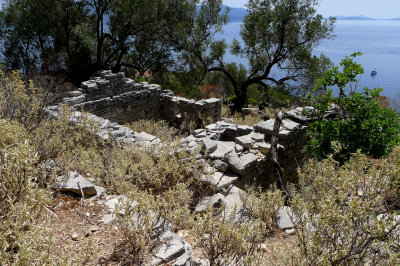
xmin=46 ymin=102 xmax=313 ymax=264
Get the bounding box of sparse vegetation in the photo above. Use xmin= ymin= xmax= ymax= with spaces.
xmin=221 ymin=104 xmax=293 ymax=126
xmin=241 ymin=186 xmax=285 ymax=235
xmin=292 ymin=148 xmax=400 ymax=265
xmin=126 ymin=119 xmax=178 ymax=142
xmin=194 ymin=206 xmax=265 ymax=266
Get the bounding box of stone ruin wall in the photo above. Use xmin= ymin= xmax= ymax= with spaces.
xmin=48 ymin=72 xmax=318 ymax=265
xmin=62 ymin=70 xmax=221 ymax=125
xmin=59 ymin=70 xmax=311 ymax=187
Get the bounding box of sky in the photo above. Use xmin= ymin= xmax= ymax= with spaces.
xmin=223 ymin=0 xmax=400 ymax=19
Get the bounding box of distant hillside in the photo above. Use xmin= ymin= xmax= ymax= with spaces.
xmin=197 ymin=5 xmax=247 ymax=23
xmin=226 ymin=6 xmax=247 ymax=22
xmin=335 ymin=15 xmax=375 ymax=20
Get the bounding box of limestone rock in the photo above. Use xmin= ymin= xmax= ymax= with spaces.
xmin=285 ymin=229 xmax=296 ymax=236
xmin=69 ymin=90 xmax=83 ymax=97
xmin=212 ymin=160 xmax=228 ymax=172
xmin=192 ymin=257 xmax=210 ymax=266
xmin=59 ymin=171 xmax=97 ymax=196
xmin=209 ymin=141 xmax=235 ymax=160
xmin=281 ymin=119 xmax=301 ymax=131
xmin=195 ymin=193 xmax=226 ymax=213
xmin=275 ymin=206 xmax=295 ymax=230
xmin=102 ymin=214 xmax=115 ymax=224
xmin=71 ymin=232 xmax=79 ymax=241
xmin=150 ymin=231 xmax=186 ymax=265
xmin=104 ymin=195 xmax=131 ymax=212
xmin=254 ymin=119 xmax=276 ymax=134
xmin=89 ymin=225 xmax=100 ymax=232
xmin=63 ymin=95 xmax=86 ymax=105
xmin=200 ymin=138 xmax=218 ymax=154
xmin=225 ymin=151 xmax=258 ymax=176
xmin=253 ymin=142 xmax=270 ymax=153
xmin=235 ymin=144 xmax=244 ymax=153
xmin=223 ymin=186 xmax=250 ymax=222
xmin=235 ymin=134 xmax=254 ymax=148
xmin=173 ymin=253 xmax=191 ymax=266
xmin=194 ymin=129 xmax=207 ymax=138
xmin=94 ymin=186 xmax=107 ymax=199
xmin=216 ymin=172 xmax=239 ymax=190
xmin=135 ymin=131 xmax=158 ymax=143
xmin=199 ymin=171 xmax=224 ymax=186
xmin=240 ymin=153 xmax=258 ymax=170
xmin=224 ymin=151 xmax=244 ymax=175
xmin=250 ymin=132 xmax=265 ymax=142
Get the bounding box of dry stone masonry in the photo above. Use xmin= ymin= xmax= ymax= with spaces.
xmin=182 ymin=106 xmax=311 ymax=188
xmin=48 ymin=71 xmax=315 ymax=265
xmin=62 ymin=70 xmax=221 ymax=125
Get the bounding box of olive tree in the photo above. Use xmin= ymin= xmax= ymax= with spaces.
xmin=177 ymin=0 xmax=335 ymax=111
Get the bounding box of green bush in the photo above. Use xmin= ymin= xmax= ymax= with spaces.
xmin=307 ymin=54 xmax=400 ymax=163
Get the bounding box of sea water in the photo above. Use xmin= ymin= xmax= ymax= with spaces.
xmin=219 ymin=20 xmax=400 ymax=98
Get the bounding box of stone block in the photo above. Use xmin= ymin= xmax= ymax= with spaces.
xmin=209 ymin=141 xmax=236 ymax=160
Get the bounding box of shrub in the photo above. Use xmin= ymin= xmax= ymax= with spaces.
xmin=308 ymin=54 xmax=400 ymax=163
xmin=115 ymin=184 xmax=193 ymax=264
xmin=292 ymin=149 xmax=400 ymax=265
xmin=0 ymin=71 xmax=96 ymax=263
xmin=0 ymin=71 xmax=48 ymax=131
xmin=0 ymin=119 xmax=54 ymax=264
xmin=194 ymin=206 xmax=265 ymax=266
xmin=240 ymin=186 xmax=285 ymax=235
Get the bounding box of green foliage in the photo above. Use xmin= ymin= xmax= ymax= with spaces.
xmin=202 ymin=62 xmax=248 ymax=98
xmin=0 ymin=0 xmax=201 ymax=84
xmin=315 ymin=52 xmax=364 ymax=98
xmin=177 ymin=0 xmax=335 ymax=111
xmin=292 ymin=150 xmax=400 ymax=265
xmin=156 ymin=72 xmax=200 ymax=99
xmin=307 ymin=54 xmax=400 ymax=163
xmin=246 ymin=97 xmax=258 ymax=107
xmin=135 ymin=76 xmax=150 ymax=83
xmin=267 ymin=87 xmax=293 ymax=106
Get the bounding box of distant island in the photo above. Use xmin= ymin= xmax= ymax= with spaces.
xmin=221 ymin=6 xmax=400 ymax=22
xmin=335 ymin=15 xmax=375 ymax=20
xmin=226 ymin=6 xmax=247 ymax=22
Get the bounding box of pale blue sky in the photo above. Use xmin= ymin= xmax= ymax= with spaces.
xmin=223 ymin=0 xmax=400 ymax=19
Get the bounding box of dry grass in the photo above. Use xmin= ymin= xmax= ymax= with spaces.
xmin=177 ymin=229 xmax=302 ymax=265
xmin=221 ymin=104 xmax=294 ymax=126
xmin=260 ymin=234 xmax=302 ymax=265
xmin=125 ymin=119 xmax=179 ymax=142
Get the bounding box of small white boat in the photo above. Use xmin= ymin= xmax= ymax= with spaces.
xmin=371 ymin=69 xmax=377 ymax=76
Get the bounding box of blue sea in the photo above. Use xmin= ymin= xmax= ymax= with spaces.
xmin=218 ymin=20 xmax=400 ymax=98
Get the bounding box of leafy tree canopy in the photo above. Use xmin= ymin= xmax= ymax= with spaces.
xmin=307 ymin=53 xmax=400 ymax=163
xmin=175 ymin=0 xmax=335 ymax=111
xmin=0 ymin=0 xmax=335 ymax=102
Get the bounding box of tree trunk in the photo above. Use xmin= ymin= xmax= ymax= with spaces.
xmin=231 ymin=85 xmax=247 ymax=113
